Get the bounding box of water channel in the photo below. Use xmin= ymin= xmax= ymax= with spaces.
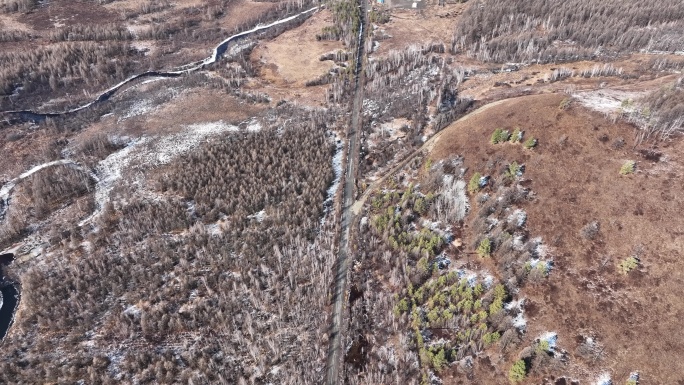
xmin=0 ymin=253 xmax=18 ymax=341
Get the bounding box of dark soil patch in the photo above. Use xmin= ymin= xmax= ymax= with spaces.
xmin=349 ymin=285 xmax=362 ymax=304
xmin=524 ymin=299 xmax=539 ymax=318
xmin=344 ymin=334 xmax=369 ymax=370
xmin=639 ymin=148 xmax=662 ymax=162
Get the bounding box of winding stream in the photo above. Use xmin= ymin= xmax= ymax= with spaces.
xmin=0 ymin=6 xmax=319 ymax=123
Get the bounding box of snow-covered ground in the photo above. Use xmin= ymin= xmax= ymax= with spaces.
xmin=526 ymin=237 xmax=554 ymax=275
xmin=449 ymin=268 xmax=491 ymax=288
xmin=505 ymin=298 xmax=527 ymax=332
xmin=572 ymin=89 xmax=644 ymax=116
xmin=81 ymin=121 xmax=241 ymax=225
xmin=507 ymin=208 xmax=527 ymax=228
xmin=321 ymin=133 xmax=344 ymax=224
xmin=538 ymin=331 xmax=558 ymax=352
xmin=595 ymin=372 xmax=612 ymax=385
xmin=247 ymin=210 xmax=267 ymax=223
xmin=0 ymin=160 xmax=96 ymax=219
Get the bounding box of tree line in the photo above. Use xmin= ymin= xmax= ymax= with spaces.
xmin=0 ymin=41 xmax=139 ymax=111
xmin=452 ymin=0 xmax=684 ymax=63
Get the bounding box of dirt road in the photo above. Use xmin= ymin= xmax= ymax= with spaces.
xmin=325 ymin=1 xmax=368 ymax=383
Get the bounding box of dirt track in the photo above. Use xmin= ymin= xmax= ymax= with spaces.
xmin=351 ymin=97 xmax=512 ymax=215
xmin=351 ymin=72 xmax=681 ymax=216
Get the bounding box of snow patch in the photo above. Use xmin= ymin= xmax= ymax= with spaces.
xmin=507 ymin=208 xmax=527 ymax=228
xmin=322 ymin=133 xmax=344 ymax=223
xmin=81 ymin=138 xmax=149 ymax=226
xmin=530 ymin=237 xmax=550 ymax=258
xmin=628 ymin=372 xmax=639 ymax=383
xmin=513 ymin=234 xmax=526 ymax=249
xmin=594 ymin=373 xmax=612 ymax=385
xmin=207 ymin=223 xmax=222 ymax=235
xmin=573 ymin=90 xmax=644 ymax=116
xmin=538 ymin=331 xmax=558 ymax=351
xmin=123 ymin=304 xmax=142 ymax=318
xmin=523 ymin=238 xmax=554 ymax=275
xmin=246 ymin=118 xmax=262 ymax=132
xmin=363 ymin=99 xmax=381 ymax=117
xmin=106 ymin=349 xmax=126 ymax=381
xmin=81 ymin=121 xmax=239 ymax=225
xmin=247 ymin=210 xmax=267 ymax=223
xmin=154 ymin=121 xmax=238 ymax=164
xmin=483 ymin=274 xmax=494 ymax=289
xmin=121 ymin=99 xmax=155 ymax=120
xmin=453 ymin=269 xmax=489 ymax=287
xmin=506 ymin=298 xmax=527 ymax=332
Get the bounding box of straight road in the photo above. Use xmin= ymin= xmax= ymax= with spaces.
xmin=325 ymin=0 xmax=368 ymax=383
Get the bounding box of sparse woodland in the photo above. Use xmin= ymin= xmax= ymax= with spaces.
xmin=0 ymin=165 xmax=95 ymax=246
xmin=0 ymin=42 xmax=139 ymax=110
xmin=344 ymin=156 xmax=562 ymax=383
xmin=360 ymin=44 xmax=473 ymax=176
xmin=0 ymin=105 xmax=340 ymax=384
xmin=0 ymin=0 xmax=37 ymax=13
xmin=452 ymin=0 xmax=684 ymax=62
xmin=317 ymin=0 xmax=362 ymax=46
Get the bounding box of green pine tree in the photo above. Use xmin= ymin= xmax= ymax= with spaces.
xmin=508 ymin=360 xmax=527 ymax=383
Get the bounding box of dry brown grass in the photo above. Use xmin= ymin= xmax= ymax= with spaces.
xmin=0 ymin=13 xmax=31 ymax=31
xmin=251 ymin=9 xmax=343 ymax=87
xmin=215 ymin=0 xmax=279 ymax=32
xmin=430 ymin=93 xmax=684 ymax=383
xmin=17 ymin=0 xmax=118 ymax=30
xmin=371 ymin=3 xmax=466 ymax=56
xmin=136 ymin=87 xmax=268 ymax=130
xmin=247 ymin=9 xmax=343 ymax=106
xmin=74 ymin=86 xmax=269 ymax=144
